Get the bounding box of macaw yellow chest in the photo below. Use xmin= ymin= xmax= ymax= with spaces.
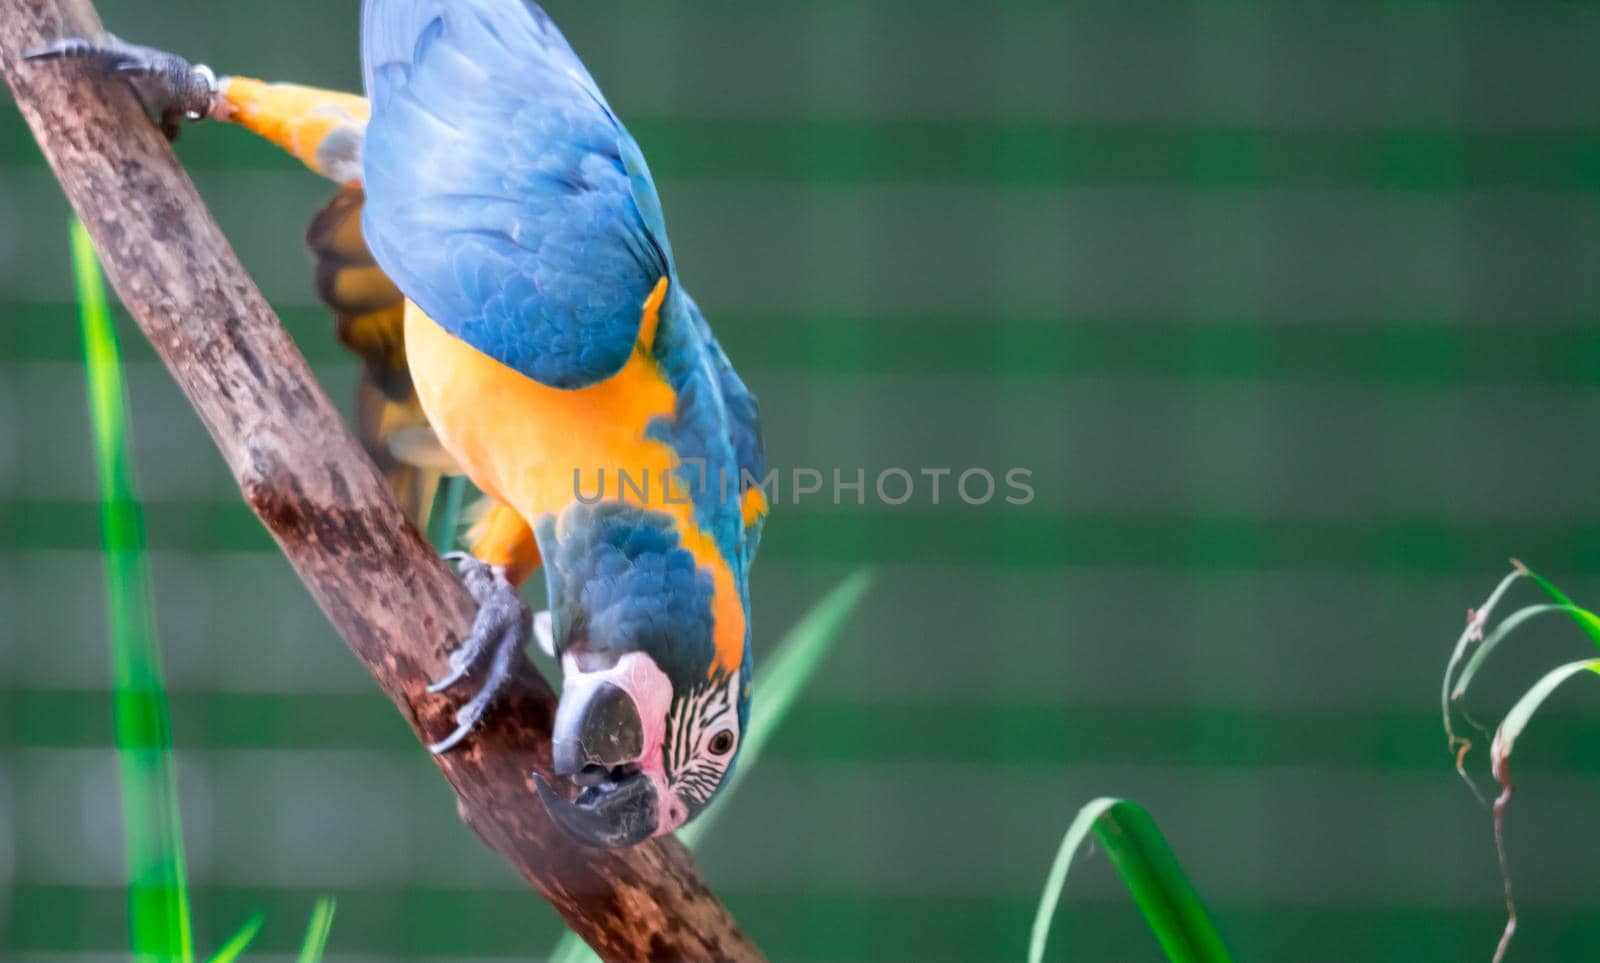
xmin=402 ymin=291 xmax=749 ymax=678
xmin=401 ymin=298 xmax=680 ymax=524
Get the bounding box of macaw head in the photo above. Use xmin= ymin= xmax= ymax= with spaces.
xmin=534 ymin=503 xmax=750 ymax=848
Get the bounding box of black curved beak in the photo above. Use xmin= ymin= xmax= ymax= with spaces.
xmin=539 ymin=680 xmax=657 ymax=848
xmin=535 ymin=770 xmax=657 ymax=849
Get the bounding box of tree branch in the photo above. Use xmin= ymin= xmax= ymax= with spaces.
xmin=0 ymin=1 xmax=763 ymax=959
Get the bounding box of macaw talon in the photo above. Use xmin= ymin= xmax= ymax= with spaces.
xmin=24 ymin=34 xmax=220 ymax=141
xmin=423 ymin=646 xmax=475 ymax=696
xmin=426 ymin=554 xmax=531 ymax=754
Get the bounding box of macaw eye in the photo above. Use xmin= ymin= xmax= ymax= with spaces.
xmin=708 ymin=729 xmax=735 ymax=756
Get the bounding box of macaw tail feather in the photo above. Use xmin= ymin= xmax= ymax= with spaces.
xmin=306 ymin=185 xmax=446 ymax=528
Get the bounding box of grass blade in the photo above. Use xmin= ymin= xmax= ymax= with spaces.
xmin=428 ymin=475 xmax=468 ymax=552
xmin=1031 ymin=798 xmax=1232 ymax=963
xmin=1439 ymin=569 xmax=1523 ymax=801
xmin=1442 ymin=567 xmax=1600 ymax=961
xmin=1443 ymin=566 xmax=1600 ymax=804
xmin=206 ymin=914 xmax=265 ymax=963
xmin=297 ymin=897 xmax=338 ymax=963
xmin=72 ymin=219 xmax=195 ymax=963
xmin=1496 ymin=659 xmax=1600 ymax=759
xmin=1441 ymin=571 xmax=1521 ymax=737
xmin=549 ymin=570 xmax=874 ymax=963
xmin=1483 ymin=658 xmax=1600 ymax=963
xmin=1452 ymin=603 xmax=1583 ymax=700
xmin=1513 ymin=560 xmax=1600 ymax=649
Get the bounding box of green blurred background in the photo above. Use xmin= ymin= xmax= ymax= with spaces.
xmin=7 ymin=0 xmax=1600 ymax=959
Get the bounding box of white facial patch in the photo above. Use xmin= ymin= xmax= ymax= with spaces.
xmin=662 ymin=672 xmax=742 ymax=815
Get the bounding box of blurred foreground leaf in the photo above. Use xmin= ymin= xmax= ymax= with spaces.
xmin=297 ymin=897 xmax=338 ymax=962
xmin=206 ymin=914 xmax=265 ymax=963
xmin=74 ymin=219 xmax=195 ymax=963
xmin=74 ymin=220 xmax=336 ymax=962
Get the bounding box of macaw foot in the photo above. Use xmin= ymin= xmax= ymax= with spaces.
xmin=425 ymin=553 xmax=532 ymax=754
xmin=24 ymin=35 xmax=219 ymax=141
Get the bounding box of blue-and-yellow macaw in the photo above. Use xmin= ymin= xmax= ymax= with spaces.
xmin=31 ymin=0 xmax=768 ymax=848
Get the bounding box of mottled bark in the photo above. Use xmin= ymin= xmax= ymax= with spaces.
xmin=0 ymin=1 xmax=762 ymax=959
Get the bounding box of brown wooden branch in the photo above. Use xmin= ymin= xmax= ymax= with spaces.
xmin=0 ymin=1 xmax=763 ymax=959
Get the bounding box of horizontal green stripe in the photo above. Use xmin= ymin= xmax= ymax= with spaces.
xmin=633 ymin=119 xmax=1600 ymax=193
xmin=5 ymin=301 xmax=1599 ymax=386
xmin=0 ymin=302 xmax=345 ymax=365
xmin=1 ymin=499 xmax=1593 ymax=573
xmin=6 ymin=112 xmax=1600 ymax=192
xmin=5 ymin=691 xmax=1595 ymax=776
xmin=757 ymin=315 xmax=1600 ymax=385
xmin=2 ymin=885 xmax=1576 ymax=961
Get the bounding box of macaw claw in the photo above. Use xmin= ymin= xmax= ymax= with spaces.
xmin=426 ymin=553 xmax=532 ymax=754
xmin=24 ymin=34 xmax=219 ymax=141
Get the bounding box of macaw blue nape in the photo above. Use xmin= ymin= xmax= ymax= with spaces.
xmin=28 ymin=0 xmax=768 ymax=848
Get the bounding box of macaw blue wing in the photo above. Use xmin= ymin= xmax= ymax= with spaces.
xmin=360 ymin=0 xmax=669 ymax=388
xmin=679 ymin=294 xmax=768 ymax=570
xmin=718 ymin=358 xmax=767 ymax=567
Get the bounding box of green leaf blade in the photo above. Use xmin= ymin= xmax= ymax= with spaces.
xmin=1452 ymin=603 xmax=1577 ymax=701
xmin=297 ymin=897 xmax=338 ymax=963
xmin=1515 ymin=561 xmax=1600 ymax=650
xmin=206 ymin=914 xmax=266 ymax=963
xmin=72 ymin=219 xmax=194 ymax=963
xmin=1495 ymin=658 xmax=1600 ymax=762
xmin=1031 ymin=798 xmax=1232 ymax=963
